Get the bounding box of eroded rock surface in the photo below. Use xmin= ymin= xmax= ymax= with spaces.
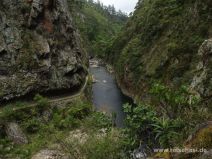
xmin=185 ymin=121 xmax=212 ymax=148
xmin=191 ymin=39 xmax=212 ymax=100
xmin=0 ymin=0 xmax=87 ymax=102
xmin=5 ymin=122 xmax=28 ymax=145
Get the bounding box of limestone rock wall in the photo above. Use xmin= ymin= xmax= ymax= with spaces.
xmin=191 ymin=39 xmax=212 ymax=105
xmin=0 ymin=0 xmax=88 ymax=102
xmin=115 ymin=39 xmax=212 ymax=104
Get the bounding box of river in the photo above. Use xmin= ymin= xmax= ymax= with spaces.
xmin=89 ymin=60 xmax=133 ymax=127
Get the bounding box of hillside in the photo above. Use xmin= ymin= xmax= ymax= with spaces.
xmin=105 ymin=0 xmax=212 ymax=156
xmin=106 ymin=0 xmax=212 ymax=101
xmin=68 ymin=0 xmax=128 ymax=57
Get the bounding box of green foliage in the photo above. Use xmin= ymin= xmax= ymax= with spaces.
xmin=69 ymin=0 xmax=127 ymax=57
xmin=0 ymin=96 xmax=131 ymax=159
xmin=0 ymin=138 xmax=13 ymax=156
xmin=33 ymin=94 xmax=49 ymax=111
xmin=66 ymin=129 xmax=128 ymax=159
xmin=123 ymin=103 xmax=184 ymax=148
xmin=0 ymin=102 xmax=34 ymax=123
xmin=151 ymin=117 xmax=182 ymax=148
xmin=123 ymin=103 xmax=157 ymax=148
xmin=0 ymin=107 xmax=14 ymax=123
xmin=53 ymin=101 xmax=92 ymax=129
xmin=150 ymin=82 xmax=200 ymax=118
xmin=124 ymin=103 xmax=156 ymax=138
xmin=68 ymin=0 xmax=86 ymax=9
xmin=81 ymin=131 xmax=127 ymax=159
xmin=106 ymin=0 xmax=211 ymax=95
xmin=83 ymin=112 xmax=112 ymax=130
xmin=67 ymin=101 xmax=91 ymax=120
xmin=123 ymin=82 xmax=205 ymax=149
xmin=23 ymin=117 xmax=41 ymax=134
xmin=0 ymin=98 xmax=94 ymax=158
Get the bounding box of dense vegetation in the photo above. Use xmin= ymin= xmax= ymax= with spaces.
xmin=0 ymin=86 xmax=210 ymax=158
xmin=106 ymin=0 xmax=212 ymax=95
xmin=124 ymin=83 xmax=210 ymax=150
xmin=0 ymin=95 xmax=128 ymax=158
xmin=104 ymin=0 xmax=212 ymax=157
xmin=68 ymin=0 xmax=128 ymax=57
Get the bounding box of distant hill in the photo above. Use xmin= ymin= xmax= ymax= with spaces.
xmin=68 ymin=0 xmax=128 ymax=57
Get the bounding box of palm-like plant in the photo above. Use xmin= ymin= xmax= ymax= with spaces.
xmin=152 ymin=117 xmax=180 ymax=148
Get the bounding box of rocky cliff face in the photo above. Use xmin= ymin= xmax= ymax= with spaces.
xmin=191 ymin=39 xmax=212 ymax=106
xmin=0 ymin=0 xmax=88 ymax=102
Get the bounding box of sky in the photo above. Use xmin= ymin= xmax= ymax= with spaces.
xmin=96 ymin=0 xmax=138 ymax=14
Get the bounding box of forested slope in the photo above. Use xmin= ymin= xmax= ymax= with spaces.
xmin=68 ymin=0 xmax=128 ymax=57
xmin=105 ymin=1 xmax=212 ymax=155
xmin=106 ymin=0 xmax=212 ymax=101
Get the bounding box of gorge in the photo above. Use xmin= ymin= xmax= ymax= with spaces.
xmin=0 ymin=0 xmax=211 ymax=159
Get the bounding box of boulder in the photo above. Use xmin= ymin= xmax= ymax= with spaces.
xmin=191 ymin=39 xmax=212 ymax=100
xmin=42 ymin=109 xmax=52 ymax=122
xmin=184 ymin=121 xmax=212 ymax=149
xmin=5 ymin=122 xmax=28 ymax=145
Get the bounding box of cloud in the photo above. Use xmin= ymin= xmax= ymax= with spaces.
xmin=95 ymin=0 xmax=138 ymax=14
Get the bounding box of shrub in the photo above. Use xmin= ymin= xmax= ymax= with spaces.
xmin=0 ymin=107 xmax=14 ymax=123
xmin=23 ymin=117 xmax=41 ymax=134
xmin=33 ymin=94 xmax=49 ymax=111
xmin=82 ymin=132 xmax=127 ymax=159
xmin=124 ymin=103 xmax=156 ymax=138
xmin=124 ymin=103 xmax=184 ymax=148
xmin=66 ymin=102 xmax=92 ymax=120
xmin=152 ymin=117 xmax=183 ymax=148
xmin=52 ymin=101 xmax=92 ymax=130
xmin=83 ymin=112 xmax=112 ymax=130
xmin=150 ymin=82 xmax=200 ymax=119
xmin=66 ymin=129 xmax=128 ymax=159
xmin=123 ymin=82 xmax=202 ymax=149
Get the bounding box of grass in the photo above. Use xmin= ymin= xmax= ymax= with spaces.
xmin=0 ymin=95 xmax=129 ymax=159
xmin=66 ymin=129 xmax=128 ymax=159
xmin=0 ymin=96 xmax=89 ymax=158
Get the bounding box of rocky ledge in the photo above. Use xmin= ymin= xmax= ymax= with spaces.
xmin=0 ymin=0 xmax=88 ymax=103
xmin=191 ymin=39 xmax=212 ymax=106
